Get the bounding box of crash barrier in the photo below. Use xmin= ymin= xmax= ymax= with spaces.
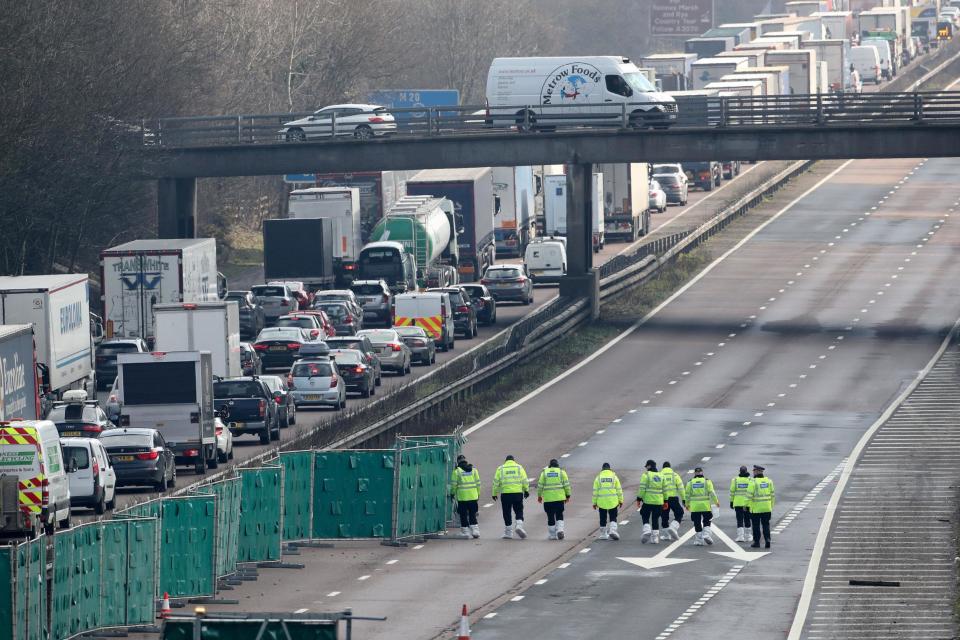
xmin=161 ymin=610 xmax=377 ymax=640
xmin=117 ymin=495 xmax=216 ymax=599
xmin=190 ymin=476 xmax=242 ymax=579
xmin=0 ymin=536 xmax=46 ymax=640
xmin=237 ymin=465 xmax=283 ymax=563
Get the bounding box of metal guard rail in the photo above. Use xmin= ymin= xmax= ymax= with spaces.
xmin=136 ymin=91 xmax=960 ymax=147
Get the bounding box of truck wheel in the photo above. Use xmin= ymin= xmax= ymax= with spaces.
xmin=259 ymin=430 xmax=270 ymax=444
xmin=195 ymin=459 xmax=206 ymax=475
xmin=94 ymin=490 xmax=106 ymax=515
xmin=207 ymin=448 xmax=219 ymax=469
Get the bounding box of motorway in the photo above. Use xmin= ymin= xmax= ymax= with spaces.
xmin=169 ymin=156 xmax=960 ymax=639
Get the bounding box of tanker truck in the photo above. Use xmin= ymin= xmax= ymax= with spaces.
xmin=357 ymin=196 xmax=460 ymax=292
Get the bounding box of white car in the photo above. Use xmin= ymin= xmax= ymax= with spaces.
xmin=62 ymin=437 xmax=116 ymax=514
xmin=649 ymin=179 xmax=667 ymax=213
xmin=652 ymin=164 xmax=687 ymax=184
xmin=214 ymin=417 xmax=233 ymax=463
xmin=281 ymin=104 xmax=396 ymax=141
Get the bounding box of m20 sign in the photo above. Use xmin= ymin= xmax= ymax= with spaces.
xmin=651 ymin=0 xmax=714 ymax=37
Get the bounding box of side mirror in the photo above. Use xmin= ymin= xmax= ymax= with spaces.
xmin=68 ymin=459 xmax=78 ymax=473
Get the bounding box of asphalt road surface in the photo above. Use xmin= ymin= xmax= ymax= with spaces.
xmin=165 ymin=156 xmax=960 ymax=640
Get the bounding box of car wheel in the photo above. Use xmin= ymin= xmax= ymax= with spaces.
xmin=270 ymin=422 xmax=280 ymax=441
xmin=375 ymin=373 xmax=382 ymax=386
xmin=405 ymin=360 xmax=411 ymax=375
xmin=431 ymin=351 xmax=436 ymax=364
xmin=282 ymin=408 xmax=290 ymax=428
xmin=288 ymin=404 xmax=296 ymax=425
xmin=94 ymin=489 xmax=106 ymax=515
xmin=155 ymin=474 xmax=167 ymax=492
xmin=217 ymin=448 xmax=228 ymax=463
xmin=354 ymin=125 xmax=374 ymax=140
xmin=286 ymin=128 xmax=306 ymax=142
xmin=525 ymin=295 xmax=532 ymax=306
xmin=259 ymin=429 xmax=270 ymax=444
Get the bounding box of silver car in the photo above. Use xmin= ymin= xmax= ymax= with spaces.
xmin=394 ymin=326 xmax=436 ymax=366
xmin=480 ymin=264 xmax=534 ymax=305
xmin=281 ymin=104 xmax=397 ymax=141
xmin=288 ymin=358 xmax=346 ymax=410
xmin=356 ymin=329 xmax=411 ymax=375
xmin=251 ymin=284 xmax=299 ymax=324
xmin=350 ymin=279 xmax=393 ymax=327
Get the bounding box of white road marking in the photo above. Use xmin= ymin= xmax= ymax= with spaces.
xmin=413 ymin=544 xmax=424 ymax=550
xmin=715 ymin=444 xmax=725 ymax=449
xmin=534 ymin=579 xmax=548 ymax=585
xmin=560 ymin=454 xmax=571 ymax=458
xmin=511 ymin=596 xmax=525 ymax=602
xmin=327 ymin=591 xmax=340 ymax=597
xmin=294 ymin=608 xmax=309 ymax=614
xmin=596 ymin=429 xmax=606 ymax=434
xmin=358 ymin=575 xmax=370 ymax=581
xmin=386 ymin=559 xmax=398 ymax=565
xmin=729 ymin=432 xmax=738 ymax=437
xmin=558 ymin=563 xmax=570 ymax=569
xmin=484 ymin=613 xmax=498 ymax=619
xmin=482 ymin=503 xmax=493 ymax=508
xmin=580 ymin=548 xmax=591 ymax=554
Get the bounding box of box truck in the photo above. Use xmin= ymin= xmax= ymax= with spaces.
xmin=692 ymin=57 xmax=752 ymax=89
xmin=407 ymin=168 xmax=497 ymax=282
xmin=599 ymin=163 xmax=650 ymax=242
xmin=640 ymin=53 xmax=698 ymax=91
xmin=492 ymin=166 xmax=537 ymax=258
xmin=765 ymin=49 xmax=819 ymax=94
xmin=287 ymin=187 xmax=362 ymax=284
xmin=803 ymin=39 xmax=851 ymax=91
xmin=0 ymin=275 xmax=92 ymax=400
xmin=153 ymin=302 xmax=241 ymax=378
xmin=543 ymin=174 xmax=606 ymax=251
xmin=262 ymin=218 xmax=336 ymax=291
xmin=116 ymin=350 xmax=216 ymax=474
xmin=100 ymin=239 xmax=219 ymax=342
xmin=0 ymin=324 xmax=40 ymax=421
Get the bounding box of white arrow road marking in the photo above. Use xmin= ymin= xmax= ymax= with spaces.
xmin=618 ymin=528 xmax=698 ymax=569
xmin=709 ymin=524 xmax=770 ymax=562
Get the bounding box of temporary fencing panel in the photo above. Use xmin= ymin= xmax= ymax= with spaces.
xmin=394 ymin=445 xmax=449 ymax=539
xmin=119 ymin=496 xmax=216 ymax=598
xmin=192 ymin=477 xmax=242 ymax=578
xmin=279 ymin=451 xmax=314 ymax=541
xmin=237 ymin=466 xmax=283 ymax=562
xmin=313 ymin=450 xmax=395 ymax=538
xmin=161 ymin=618 xmax=338 ymax=640
xmin=52 ymin=524 xmax=103 ymax=639
xmin=398 ymin=435 xmax=464 ymax=522
xmin=0 ymin=536 xmax=47 ymax=640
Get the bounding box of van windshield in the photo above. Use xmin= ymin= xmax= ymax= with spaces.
xmin=623 ymin=72 xmax=656 ymax=94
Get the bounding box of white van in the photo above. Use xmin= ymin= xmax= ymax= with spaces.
xmin=524 ymin=239 xmax=568 ymax=284
xmin=62 ymin=437 xmax=116 ymax=514
xmin=486 ymin=56 xmax=677 ymax=130
xmin=0 ymin=420 xmax=72 ymax=535
xmin=860 ymin=39 xmax=894 ymax=78
xmin=393 ymin=292 xmax=456 ymax=351
xmin=850 ymin=46 xmax=881 ymax=84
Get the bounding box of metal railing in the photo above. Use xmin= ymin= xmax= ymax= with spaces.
xmin=136 ymin=91 xmax=960 ymax=147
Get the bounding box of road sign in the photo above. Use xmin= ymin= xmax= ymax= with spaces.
xmin=650 ymin=0 xmax=714 ymax=37
xmin=367 ymin=89 xmax=460 ymax=120
xmin=284 ymin=174 xmax=316 ymax=184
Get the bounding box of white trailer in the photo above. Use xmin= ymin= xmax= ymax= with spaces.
xmin=0 ymin=275 xmax=92 ymax=397
xmin=100 ymin=239 xmax=219 ymax=342
xmin=692 ymin=57 xmax=752 ymax=89
xmin=492 ymin=166 xmax=537 ymax=258
xmin=153 ymin=302 xmax=241 ymax=378
xmin=542 ymin=174 xmax=606 ymax=252
xmin=288 ymin=187 xmax=362 ymax=279
xmin=765 ymin=49 xmax=818 ymax=94
xmin=803 ymin=39 xmax=852 ymax=91
xmin=599 ymin=163 xmax=650 ymax=242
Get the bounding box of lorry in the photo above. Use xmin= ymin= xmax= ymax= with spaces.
xmin=262 ymin=218 xmax=336 ymax=291
xmin=640 ymin=53 xmax=698 ymax=91
xmin=0 ymin=275 xmax=93 ymax=402
xmin=0 ymin=324 xmax=40 ymax=421
xmin=492 ymin=166 xmax=537 ymax=258
xmin=363 ymin=195 xmax=460 ymax=288
xmin=287 ymin=187 xmax=362 ymax=284
xmin=153 ymin=302 xmax=241 ymax=379
xmin=100 ymin=239 xmax=219 ymax=343
xmin=802 ymin=39 xmax=851 ymax=91
xmin=116 ymin=350 xmax=216 ymax=474
xmin=315 ymin=171 xmax=416 ymax=241
xmin=765 ymin=49 xmax=819 ymax=94
xmin=598 ymin=163 xmax=651 ymax=242
xmin=406 ymin=168 xmax=497 ymax=282
xmin=543 ymin=174 xmax=606 ymax=251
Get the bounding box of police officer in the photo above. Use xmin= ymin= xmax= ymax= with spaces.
xmin=592 ymin=462 xmax=623 ymax=540
xmin=537 ymin=459 xmax=571 ymax=540
xmin=659 ymin=461 xmax=685 ymax=541
xmin=635 ymin=459 xmax=665 ymax=544
xmin=685 ymin=467 xmax=720 ymax=546
xmin=492 ymin=455 xmax=529 ymax=539
xmin=450 ymin=456 xmax=481 ymax=539
xmin=748 ymin=465 xmax=775 ymax=549
xmin=729 ymin=465 xmax=754 ymax=543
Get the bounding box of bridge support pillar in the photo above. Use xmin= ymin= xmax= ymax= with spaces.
xmin=559 ymin=162 xmax=600 ymax=319
xmin=157 ymin=177 xmax=197 ymax=238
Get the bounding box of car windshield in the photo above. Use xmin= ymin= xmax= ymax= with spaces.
xmin=395 ymin=327 xmax=427 ymax=338
xmin=317 ymin=304 xmax=347 ymax=319
xmin=48 ymin=405 xmax=99 ymax=423
xmin=214 ymin=381 xmax=263 ymax=398
xmin=101 ymin=433 xmax=152 ymax=448
xmin=317 ymin=292 xmax=350 ymax=302
xmin=63 ymin=446 xmax=90 ymax=470
xmin=330 ymin=351 xmax=362 ymax=364
xmin=360 ymin=329 xmax=399 ymax=343
xmin=327 ymin=338 xmax=362 ymax=349
xmin=486 ymin=268 xmax=522 ymax=280
xmin=97 ymin=343 xmax=140 ymax=356
xmin=257 ymin=328 xmax=302 ymax=341
xmin=351 ymin=284 xmax=384 ymax=296
xmin=252 ymin=286 xmax=286 ymax=298
xmin=276 ymin=318 xmax=315 ymax=329
xmin=623 ymin=72 xmax=656 ymax=94
xmin=291 ymin=362 xmax=334 ymax=377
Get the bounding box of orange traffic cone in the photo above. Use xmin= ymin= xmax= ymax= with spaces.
xmin=457 ymin=603 xmax=470 ymax=640
xmin=159 ymin=592 xmax=171 ymax=619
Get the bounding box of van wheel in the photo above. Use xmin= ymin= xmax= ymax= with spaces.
xmin=106 ymin=494 xmax=116 ymax=510
xmin=94 ymin=490 xmax=106 ymax=515
xmin=217 ymin=448 xmax=228 ymax=464
xmin=515 ymin=110 xmax=537 ymax=132
xmin=44 ymin=513 xmax=55 ymax=536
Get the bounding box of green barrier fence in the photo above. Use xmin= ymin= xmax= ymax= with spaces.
xmin=51 ymin=524 xmax=102 ymax=639
xmin=398 ymin=435 xmax=464 ymax=522
xmin=192 ymin=476 xmax=242 ymax=578
xmin=313 ymin=450 xmax=395 ymax=538
xmin=237 ymin=466 xmax=283 ymax=562
xmin=0 ymin=536 xmax=47 ymax=640
xmin=280 ymin=451 xmax=314 ymax=542
xmin=162 ymin=617 xmax=339 ymax=640
xmin=119 ymin=496 xmax=216 ymax=598
xmin=394 ymin=445 xmax=449 ymax=539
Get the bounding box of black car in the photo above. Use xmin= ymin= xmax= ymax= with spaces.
xmin=326 ymin=336 xmax=382 ymax=385
xmin=225 ymin=290 xmax=266 ymax=339
xmin=313 ymin=301 xmax=362 ymax=336
xmin=48 ymin=399 xmax=114 ymax=437
xmin=460 ymin=284 xmax=497 ymax=326
xmin=100 ymin=428 xmax=176 ymax=491
xmin=260 ymin=375 xmax=297 ymax=427
xmin=239 ymin=342 xmax=261 ymax=376
xmin=329 ymin=349 xmax=376 ymax=397
xmin=427 ymin=287 xmax=477 ymax=338
xmin=253 ymin=327 xmax=317 ymax=371
xmin=94 ymin=338 xmax=148 ymax=390
xmin=214 ymin=377 xmax=281 ymax=444
xmin=686 ymin=161 xmax=722 ymax=191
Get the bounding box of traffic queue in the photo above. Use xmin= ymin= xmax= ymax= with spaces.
xmin=450 ymin=456 xmax=775 ymax=548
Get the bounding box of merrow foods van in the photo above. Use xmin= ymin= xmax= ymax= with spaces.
xmin=0 ymin=420 xmax=71 ymax=536
xmin=393 ymin=292 xmax=456 ymax=351
xmin=486 ymin=56 xmax=678 ymax=129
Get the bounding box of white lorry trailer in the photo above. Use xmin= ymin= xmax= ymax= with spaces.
xmin=287 ymin=187 xmax=362 ymax=284
xmin=0 ymin=275 xmax=93 ymax=400
xmin=152 ymin=302 xmax=241 ymax=379
xmin=492 ymin=166 xmax=537 ymax=258
xmin=100 ymin=239 xmax=219 ymax=343
xmin=598 ymin=163 xmax=650 ymax=242
xmin=543 ymin=173 xmax=606 ymax=252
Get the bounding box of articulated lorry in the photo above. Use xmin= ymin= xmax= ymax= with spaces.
xmin=492 ymin=166 xmax=537 ymax=258
xmin=315 ymin=171 xmax=416 ymax=241
xmin=152 ymin=302 xmax=241 ymax=379
xmin=0 ymin=275 xmax=93 ymax=401
xmin=543 ymin=174 xmax=606 ymax=251
xmin=287 ymin=187 xmax=362 ymax=285
xmin=262 ymin=218 xmax=336 ymax=291
xmin=0 ymin=324 xmax=40 ymax=421
xmin=598 ymin=163 xmax=651 ymax=241
xmin=100 ymin=239 xmax=220 ymax=342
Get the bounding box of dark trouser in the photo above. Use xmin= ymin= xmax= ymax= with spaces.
xmin=735 ymin=506 xmax=751 ymax=528
xmin=661 ymin=496 xmax=684 ymax=527
xmin=500 ymin=492 xmax=524 ymax=525
xmin=598 ymin=506 xmax=618 ymax=527
xmin=639 ymin=503 xmax=661 ymax=530
xmin=543 ymin=501 xmax=564 ymax=526
xmin=752 ymin=511 xmax=771 ymax=542
xmin=457 ymin=500 xmax=478 ymax=527
xmin=691 ymin=510 xmax=713 ymax=532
